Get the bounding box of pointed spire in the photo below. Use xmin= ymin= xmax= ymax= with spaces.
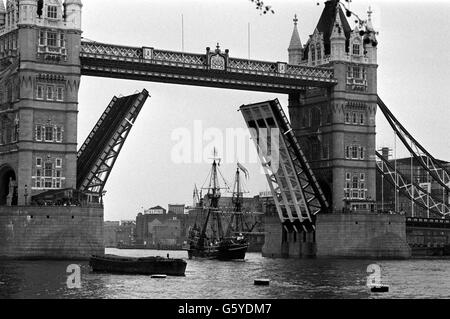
xmin=366 ymin=6 xmax=375 ymax=32
xmin=0 ymin=0 xmax=5 ymax=13
xmin=0 ymin=0 xmax=5 ymax=27
xmin=331 ymin=6 xmax=345 ymax=40
xmin=289 ymin=14 xmax=302 ymax=50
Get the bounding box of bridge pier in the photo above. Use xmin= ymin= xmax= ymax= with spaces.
xmin=0 ymin=205 xmax=104 ymax=260
xmin=262 ymin=213 xmax=411 ymax=259
xmin=262 ymin=216 xmax=317 ymax=258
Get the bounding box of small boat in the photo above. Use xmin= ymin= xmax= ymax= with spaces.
xmin=254 ymin=279 xmax=270 ymax=286
xmin=89 ymin=254 xmax=187 ymax=276
xmin=370 ymin=285 xmax=389 ymax=293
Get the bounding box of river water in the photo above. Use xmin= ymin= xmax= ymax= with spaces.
xmin=0 ymin=248 xmax=449 ymax=299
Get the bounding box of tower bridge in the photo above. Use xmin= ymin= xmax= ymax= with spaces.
xmin=0 ymin=0 xmax=448 ymax=259
xmin=80 ymin=41 xmax=337 ymax=93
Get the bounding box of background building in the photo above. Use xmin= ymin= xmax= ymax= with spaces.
xmin=168 ymin=204 xmax=185 ymax=215
xmin=116 ymin=220 xmax=136 ymax=247
xmin=136 ymin=212 xmax=183 ymax=249
xmin=104 ymin=221 xmax=120 ymax=247
xmin=144 ymin=205 xmax=166 ymax=215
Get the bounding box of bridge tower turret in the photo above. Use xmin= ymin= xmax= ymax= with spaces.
xmin=329 ymin=8 xmax=346 ymax=61
xmin=0 ymin=1 xmax=5 ymax=26
xmin=0 ymin=0 xmax=82 ymax=206
xmin=288 ymin=0 xmax=378 ymax=213
xmin=288 ymin=14 xmax=303 ymax=65
xmin=64 ymin=0 xmax=82 ymax=30
xmin=18 ymin=0 xmax=37 ymax=25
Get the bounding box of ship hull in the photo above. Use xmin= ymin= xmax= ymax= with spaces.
xmin=89 ymin=254 xmax=187 ymax=276
xmin=188 ymin=242 xmax=248 ymax=261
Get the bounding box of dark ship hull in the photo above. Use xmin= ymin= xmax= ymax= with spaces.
xmin=187 ymin=241 xmax=248 ymax=260
xmin=89 ymin=254 xmax=187 ymax=276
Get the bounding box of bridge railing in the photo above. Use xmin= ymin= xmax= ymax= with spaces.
xmin=80 ymin=41 xmax=336 ymax=83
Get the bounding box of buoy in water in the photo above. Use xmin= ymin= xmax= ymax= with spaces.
xmin=151 ymin=274 xmax=167 ymax=279
xmin=370 ymin=285 xmax=389 ymax=293
xmin=254 ymin=279 xmax=270 ymax=286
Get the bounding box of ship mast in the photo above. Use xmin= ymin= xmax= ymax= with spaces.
xmin=199 ymin=148 xmax=229 ymax=244
xmin=227 ymin=163 xmax=249 ymax=236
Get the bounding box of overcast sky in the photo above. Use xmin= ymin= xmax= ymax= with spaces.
xmin=77 ymin=0 xmax=450 ymax=221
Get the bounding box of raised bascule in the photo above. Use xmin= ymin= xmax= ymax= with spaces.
xmin=0 ymin=0 xmax=448 ymax=259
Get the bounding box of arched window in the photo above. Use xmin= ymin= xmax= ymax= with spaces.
xmin=316 ymin=45 xmax=322 ymax=60
xmin=352 ymin=43 xmax=360 ymax=55
xmin=311 ymin=47 xmax=316 ymax=61
xmin=352 ymin=176 xmax=359 ymax=189
xmin=310 ymin=107 xmax=321 ymax=127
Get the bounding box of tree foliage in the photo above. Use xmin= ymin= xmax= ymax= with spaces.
xmin=249 ymin=0 xmax=274 ymax=14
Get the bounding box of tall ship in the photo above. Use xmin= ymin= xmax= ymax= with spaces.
xmin=187 ymin=152 xmax=249 ymax=260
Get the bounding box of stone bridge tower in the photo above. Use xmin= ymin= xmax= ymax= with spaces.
xmin=288 ymin=0 xmax=378 ymax=213
xmin=0 ymin=0 xmax=82 ymax=206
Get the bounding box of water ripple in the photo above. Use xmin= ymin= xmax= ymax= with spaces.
xmin=0 ymin=249 xmax=449 ymax=299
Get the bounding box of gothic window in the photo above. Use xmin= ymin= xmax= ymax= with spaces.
xmin=311 ymin=140 xmax=320 ymax=160
xmin=352 ymin=66 xmax=361 ymax=79
xmin=46 ymin=86 xmax=54 ymax=100
xmin=311 ymin=107 xmax=321 ymax=127
xmin=360 ymin=113 xmax=365 ymax=125
xmin=35 ymin=171 xmax=42 ymax=188
xmin=316 ymin=45 xmax=321 ymax=60
xmin=359 ymin=147 xmax=365 ymax=160
xmin=39 ymin=31 xmax=45 ymax=46
xmin=55 ymin=127 xmax=62 ymax=142
xmin=36 ymin=125 xmax=43 ymax=141
xmin=56 ymin=87 xmax=64 ymax=101
xmin=360 ymin=182 xmax=366 ymax=190
xmin=44 ymin=162 xmax=53 ymax=188
xmin=36 ymin=124 xmax=63 ymax=143
xmin=44 ymin=163 xmax=53 ymax=177
xmin=302 ymin=113 xmax=309 ymax=128
xmin=59 ymin=34 xmax=65 ymax=48
xmin=36 ymin=85 xmax=44 ymax=100
xmin=44 ymin=126 xmax=53 ymax=142
xmin=47 ymin=32 xmax=57 ymax=47
xmin=345 ymin=112 xmax=350 ymax=123
xmin=353 ymin=43 xmax=360 ymax=55
xmin=6 ymin=82 xmax=12 ymax=102
xmin=47 ymin=6 xmax=58 ymax=19
xmin=311 ymin=47 xmax=316 ymax=61
xmin=55 ymin=158 xmax=62 ymax=168
xmin=351 ymin=145 xmax=358 ymax=159
xmin=352 ymin=176 xmax=359 ymax=189
xmin=54 ymin=171 xmax=61 ymax=188
xmin=13 ymin=119 xmax=19 ymax=142
xmin=345 ymin=146 xmax=350 ymax=159
xmin=352 ymin=112 xmax=357 ymax=124
xmin=321 ymin=137 xmax=329 ymax=159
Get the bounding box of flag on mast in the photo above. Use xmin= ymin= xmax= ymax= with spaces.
xmin=237 ymin=163 xmax=249 ymax=180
